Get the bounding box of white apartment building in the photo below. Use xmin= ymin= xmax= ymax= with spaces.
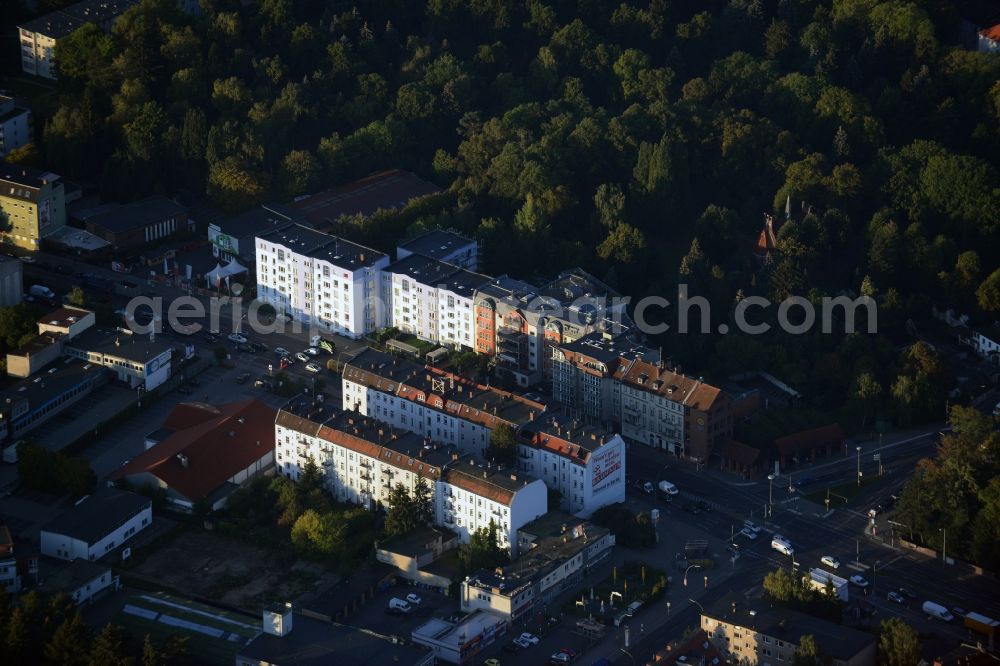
xmin=342 ymin=348 xmax=546 ymax=459
xmin=438 ymin=460 xmax=546 ymax=556
xmin=517 ymin=414 xmax=626 ymax=517
xmin=385 ymin=254 xmax=490 ymax=351
xmin=64 ymin=327 xmax=173 ymax=391
xmin=256 ymin=224 xmax=389 ymax=339
xmin=40 ymin=489 xmax=151 ymax=561
xmin=0 ymin=96 xmax=32 ymax=157
xmin=18 ymin=0 xmax=140 ymax=80
xmin=274 ymin=408 xmax=545 ymax=553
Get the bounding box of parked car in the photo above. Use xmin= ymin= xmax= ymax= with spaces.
xmin=305 ymin=362 xmax=321 ymax=373
xmin=387 ymin=598 xmax=412 ymax=614
xmin=235 ymin=373 xmax=250 ymax=384
xmin=849 ymin=575 xmax=869 ymax=588
xmin=513 ymin=637 xmax=532 ymax=649
xmin=274 ymin=347 xmax=289 ymax=356
xmin=740 ymin=527 xmax=758 ymax=540
xmin=484 ymin=659 xmax=501 ymax=666
xmin=254 ymin=379 xmax=272 ymax=390
xmin=641 ymin=481 xmax=654 ymax=494
xmin=820 ymin=555 xmax=842 ymax=569
xmin=227 ymin=333 xmax=247 ymax=343
xmin=304 ymin=347 xmax=320 ymax=356
xmin=922 ymin=601 xmax=954 ymax=622
xmin=951 ymin=607 xmax=967 ymax=618
xmin=295 ymin=352 xmax=310 ymax=362
xmin=887 ymin=591 xmax=905 ymax=604
xmin=550 ymin=650 xmax=575 ymax=664
xmin=237 ymin=343 xmax=254 ymax=353
xmin=518 ymin=633 xmax=539 ymax=645
xmin=898 ymin=587 xmax=916 ymax=599
xmin=405 ymin=593 xmax=422 ymax=605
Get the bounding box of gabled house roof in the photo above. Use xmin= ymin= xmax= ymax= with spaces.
xmin=109 ymin=399 xmax=276 ymax=502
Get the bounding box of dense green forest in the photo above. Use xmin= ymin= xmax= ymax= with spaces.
xmin=6 ymin=0 xmax=1000 ymax=427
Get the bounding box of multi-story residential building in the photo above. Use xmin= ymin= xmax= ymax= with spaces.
xmin=18 ymin=0 xmax=140 ymax=79
xmin=0 ymin=165 xmax=67 ymax=250
xmin=255 ymin=224 xmax=389 ymax=339
xmin=0 ymin=255 xmax=23 ymax=307
xmin=701 ymin=594 xmax=876 ymax=666
xmin=474 ymin=269 xmax=631 ymax=387
xmin=517 ymin=413 xmax=626 ymax=516
xmin=0 ymin=96 xmax=32 ymax=157
xmin=40 ymin=489 xmax=152 ymax=562
xmin=460 ymin=511 xmax=614 ymax=620
xmin=342 ymin=348 xmax=546 ymax=459
xmin=397 ymin=228 xmax=479 ymax=270
xmin=438 ymin=459 xmax=546 ymax=555
xmin=385 ymin=254 xmax=491 ymax=350
xmin=274 ymin=406 xmax=545 ymax=553
xmin=0 ymin=525 xmax=38 ymax=594
xmin=551 ymin=330 xmax=655 ymax=427
xmin=614 ymin=358 xmax=732 ymax=462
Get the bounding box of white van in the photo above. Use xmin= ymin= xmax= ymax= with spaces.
xmin=771 ymin=537 xmax=794 ymax=556
xmin=922 ymin=601 xmax=954 ymax=621
xmin=388 ymin=598 xmax=412 ymax=613
xmin=625 ymin=600 xmax=643 ymax=617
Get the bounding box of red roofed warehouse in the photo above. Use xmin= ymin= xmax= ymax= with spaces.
xmin=110 ymin=399 xmax=276 ymax=512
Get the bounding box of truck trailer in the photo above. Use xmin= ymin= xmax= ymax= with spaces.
xmin=805 ymin=568 xmax=849 ymax=602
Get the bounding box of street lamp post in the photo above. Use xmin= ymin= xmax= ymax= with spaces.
xmin=856 ymin=445 xmax=863 ymax=486
xmin=683 ymin=564 xmax=703 ymax=587
xmin=767 ymin=474 xmax=775 ymax=518
xmin=940 ymin=528 xmax=947 ymax=567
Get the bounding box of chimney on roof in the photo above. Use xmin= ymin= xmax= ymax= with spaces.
xmin=510 ymin=473 xmax=517 ymax=481
xmin=529 ymin=411 xmax=535 ymax=421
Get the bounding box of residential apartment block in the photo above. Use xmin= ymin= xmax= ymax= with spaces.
xmin=384 ymin=254 xmax=491 ymax=350
xmin=517 ymin=413 xmax=626 ymax=516
xmin=18 ymin=0 xmax=140 ymax=79
xmin=39 ymin=489 xmax=151 ymax=562
xmin=474 ymin=269 xmax=631 ymax=387
xmin=701 ymin=594 xmax=876 ymax=666
xmin=0 ymin=165 xmax=67 ymax=250
xmin=274 ymin=406 xmax=546 ymax=553
xmin=256 ymin=224 xmax=389 ymax=339
xmin=342 ymin=348 xmax=546 ymax=459
xmin=460 ymin=511 xmax=614 ymax=620
xmin=0 ymin=96 xmax=32 ymax=157
xmin=551 ymin=330 xmax=655 ymax=426
xmin=396 ymin=228 xmax=479 ymax=270
xmin=615 ymin=358 xmax=732 ymax=462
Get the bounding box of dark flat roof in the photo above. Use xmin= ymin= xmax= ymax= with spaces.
xmin=213 ymin=204 xmax=299 ymax=238
xmin=41 ymin=489 xmax=150 ymax=544
xmin=398 ymin=228 xmax=475 ymax=261
xmin=67 ymin=328 xmax=173 ymax=365
xmin=0 ymin=357 xmax=104 ymax=409
xmin=0 ymin=166 xmax=60 ymax=203
xmin=290 ymin=169 xmax=440 ymax=227
xmin=704 ymin=593 xmax=875 ymax=661
xmin=387 ymin=254 xmax=491 ymax=297
xmin=38 ymin=559 xmax=110 ymax=594
xmin=258 ymin=224 xmax=387 ymax=268
xmin=85 ymin=196 xmax=187 ymax=234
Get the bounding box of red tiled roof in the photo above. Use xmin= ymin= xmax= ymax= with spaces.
xmin=109 ymin=399 xmax=276 ymax=502
xmin=980 ymin=23 xmax=1000 ymax=41
xmin=772 ymin=423 xmax=844 ymax=457
xmin=615 ymin=358 xmax=725 ymax=413
xmin=289 ymin=169 xmax=440 ymax=227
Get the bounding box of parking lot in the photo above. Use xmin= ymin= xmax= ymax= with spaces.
xmin=349 ymin=584 xmax=458 ymax=636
